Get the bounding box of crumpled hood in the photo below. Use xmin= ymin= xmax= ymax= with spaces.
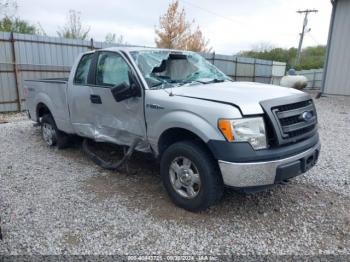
xmin=172 ymin=81 xmax=303 ymax=115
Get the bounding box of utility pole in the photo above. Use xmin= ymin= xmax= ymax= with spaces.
xmin=296 ymin=9 xmax=318 ymax=65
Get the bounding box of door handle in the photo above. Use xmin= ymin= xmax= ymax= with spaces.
xmin=90 ymin=94 xmax=102 ymax=104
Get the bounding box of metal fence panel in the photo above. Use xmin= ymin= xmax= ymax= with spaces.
xmin=213 ymin=54 xmax=235 ymax=77
xmin=0 ymin=33 xmax=12 ymax=62
xmin=255 ymin=59 xmax=272 ymax=84
xmin=296 ymin=69 xmax=323 ymax=89
xmin=0 ymin=32 xmax=18 ymax=111
xmin=271 ymin=61 xmax=287 ymax=85
xmin=255 ymin=58 xmax=271 ymax=71
xmin=272 ymin=61 xmax=286 ymax=77
xmin=255 ymin=59 xmax=272 ymax=76
xmin=0 ymin=73 xmax=16 ymax=112
xmin=236 ymin=56 xmax=255 ymax=80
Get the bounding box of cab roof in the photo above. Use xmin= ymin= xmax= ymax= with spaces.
xmin=100 ymin=46 xmax=194 ymax=54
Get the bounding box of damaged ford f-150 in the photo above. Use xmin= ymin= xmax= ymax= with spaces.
xmin=25 ymin=47 xmax=320 ymax=211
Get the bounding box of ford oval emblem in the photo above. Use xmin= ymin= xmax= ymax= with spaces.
xmin=301 ymin=111 xmax=313 ymax=122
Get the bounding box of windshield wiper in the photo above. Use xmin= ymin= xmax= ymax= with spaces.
xmin=151 ymin=82 xmax=177 ymax=89
xmin=210 ymin=79 xmax=225 ymax=83
xmin=195 ymin=78 xmax=226 ymax=84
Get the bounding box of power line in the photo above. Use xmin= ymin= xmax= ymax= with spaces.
xmin=308 ymin=32 xmax=321 ymax=46
xmin=180 ymin=1 xmax=303 ymax=39
xmin=180 ymin=0 xmax=245 ymax=25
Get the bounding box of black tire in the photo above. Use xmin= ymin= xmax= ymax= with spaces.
xmin=160 ymin=140 xmax=224 ymax=212
xmin=41 ymin=114 xmax=70 ymax=149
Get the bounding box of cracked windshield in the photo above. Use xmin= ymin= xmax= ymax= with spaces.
xmin=131 ymin=50 xmax=231 ymax=89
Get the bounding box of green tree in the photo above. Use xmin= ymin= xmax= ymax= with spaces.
xmin=297 ymin=45 xmax=326 ymax=70
xmin=57 ymin=10 xmax=90 ymax=40
xmin=0 ymin=0 xmax=42 ymax=34
xmin=105 ymin=33 xmax=128 ymax=45
xmin=239 ymin=44 xmax=325 ymax=70
xmin=0 ymin=16 xmax=37 ymax=34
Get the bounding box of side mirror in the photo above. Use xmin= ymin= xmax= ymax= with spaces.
xmin=111 ymin=82 xmax=132 ymax=102
xmin=110 ymin=71 xmax=141 ymax=102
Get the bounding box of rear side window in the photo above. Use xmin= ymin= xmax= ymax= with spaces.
xmin=74 ymin=53 xmax=93 ymax=85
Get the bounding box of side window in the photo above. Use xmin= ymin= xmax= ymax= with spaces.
xmin=74 ymin=53 xmax=93 ymax=85
xmin=96 ymin=52 xmax=131 ymax=87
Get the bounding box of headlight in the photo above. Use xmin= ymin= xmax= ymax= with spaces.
xmin=218 ymin=117 xmax=267 ymax=150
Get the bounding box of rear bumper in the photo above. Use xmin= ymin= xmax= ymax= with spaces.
xmin=218 ymin=142 xmax=320 ymax=188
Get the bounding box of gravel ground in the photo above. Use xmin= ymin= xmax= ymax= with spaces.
xmin=0 ymin=94 xmax=349 ymax=256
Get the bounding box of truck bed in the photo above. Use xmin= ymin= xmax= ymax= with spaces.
xmin=25 ymin=78 xmax=73 ymax=133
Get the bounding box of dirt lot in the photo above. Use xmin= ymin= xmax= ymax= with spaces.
xmin=0 ymin=94 xmax=349 ymax=256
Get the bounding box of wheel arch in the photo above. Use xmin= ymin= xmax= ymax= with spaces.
xmin=157 ymin=127 xmax=215 ymax=160
xmin=36 ymin=102 xmax=52 ymax=121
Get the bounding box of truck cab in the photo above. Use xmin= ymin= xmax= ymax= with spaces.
xmin=25 ymin=47 xmax=320 ymax=211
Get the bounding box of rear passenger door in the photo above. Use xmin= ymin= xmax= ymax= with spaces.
xmin=67 ymin=52 xmax=95 ymax=138
xmin=89 ymin=51 xmax=146 ymax=147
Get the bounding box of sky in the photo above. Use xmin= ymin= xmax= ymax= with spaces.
xmin=15 ymin=0 xmax=333 ymax=55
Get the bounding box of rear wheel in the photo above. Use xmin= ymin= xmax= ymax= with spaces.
xmin=160 ymin=140 xmax=224 ymax=212
xmin=41 ymin=114 xmax=69 ymax=149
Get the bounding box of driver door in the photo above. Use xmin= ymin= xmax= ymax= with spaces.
xmin=68 ymin=52 xmax=95 ymax=138
xmin=89 ymin=51 xmax=146 ymax=147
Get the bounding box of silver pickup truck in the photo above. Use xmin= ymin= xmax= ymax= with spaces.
xmin=25 ymin=47 xmax=320 ymax=211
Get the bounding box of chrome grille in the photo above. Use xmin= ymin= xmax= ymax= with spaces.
xmin=272 ymin=99 xmax=317 ymax=140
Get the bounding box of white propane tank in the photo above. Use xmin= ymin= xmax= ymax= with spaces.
xmin=280 ymin=69 xmax=308 ymax=90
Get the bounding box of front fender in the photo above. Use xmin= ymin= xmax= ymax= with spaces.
xmin=145 ymin=89 xmax=243 ymax=154
xmin=149 ymin=110 xmax=225 ymax=153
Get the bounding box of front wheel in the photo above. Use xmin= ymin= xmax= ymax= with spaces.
xmin=160 ymin=140 xmax=224 ymax=212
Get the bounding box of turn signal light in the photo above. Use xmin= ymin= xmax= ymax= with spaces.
xmin=218 ymin=119 xmax=234 ymax=142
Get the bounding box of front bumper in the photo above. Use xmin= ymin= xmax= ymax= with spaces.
xmin=218 ymin=142 xmax=320 ymax=188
